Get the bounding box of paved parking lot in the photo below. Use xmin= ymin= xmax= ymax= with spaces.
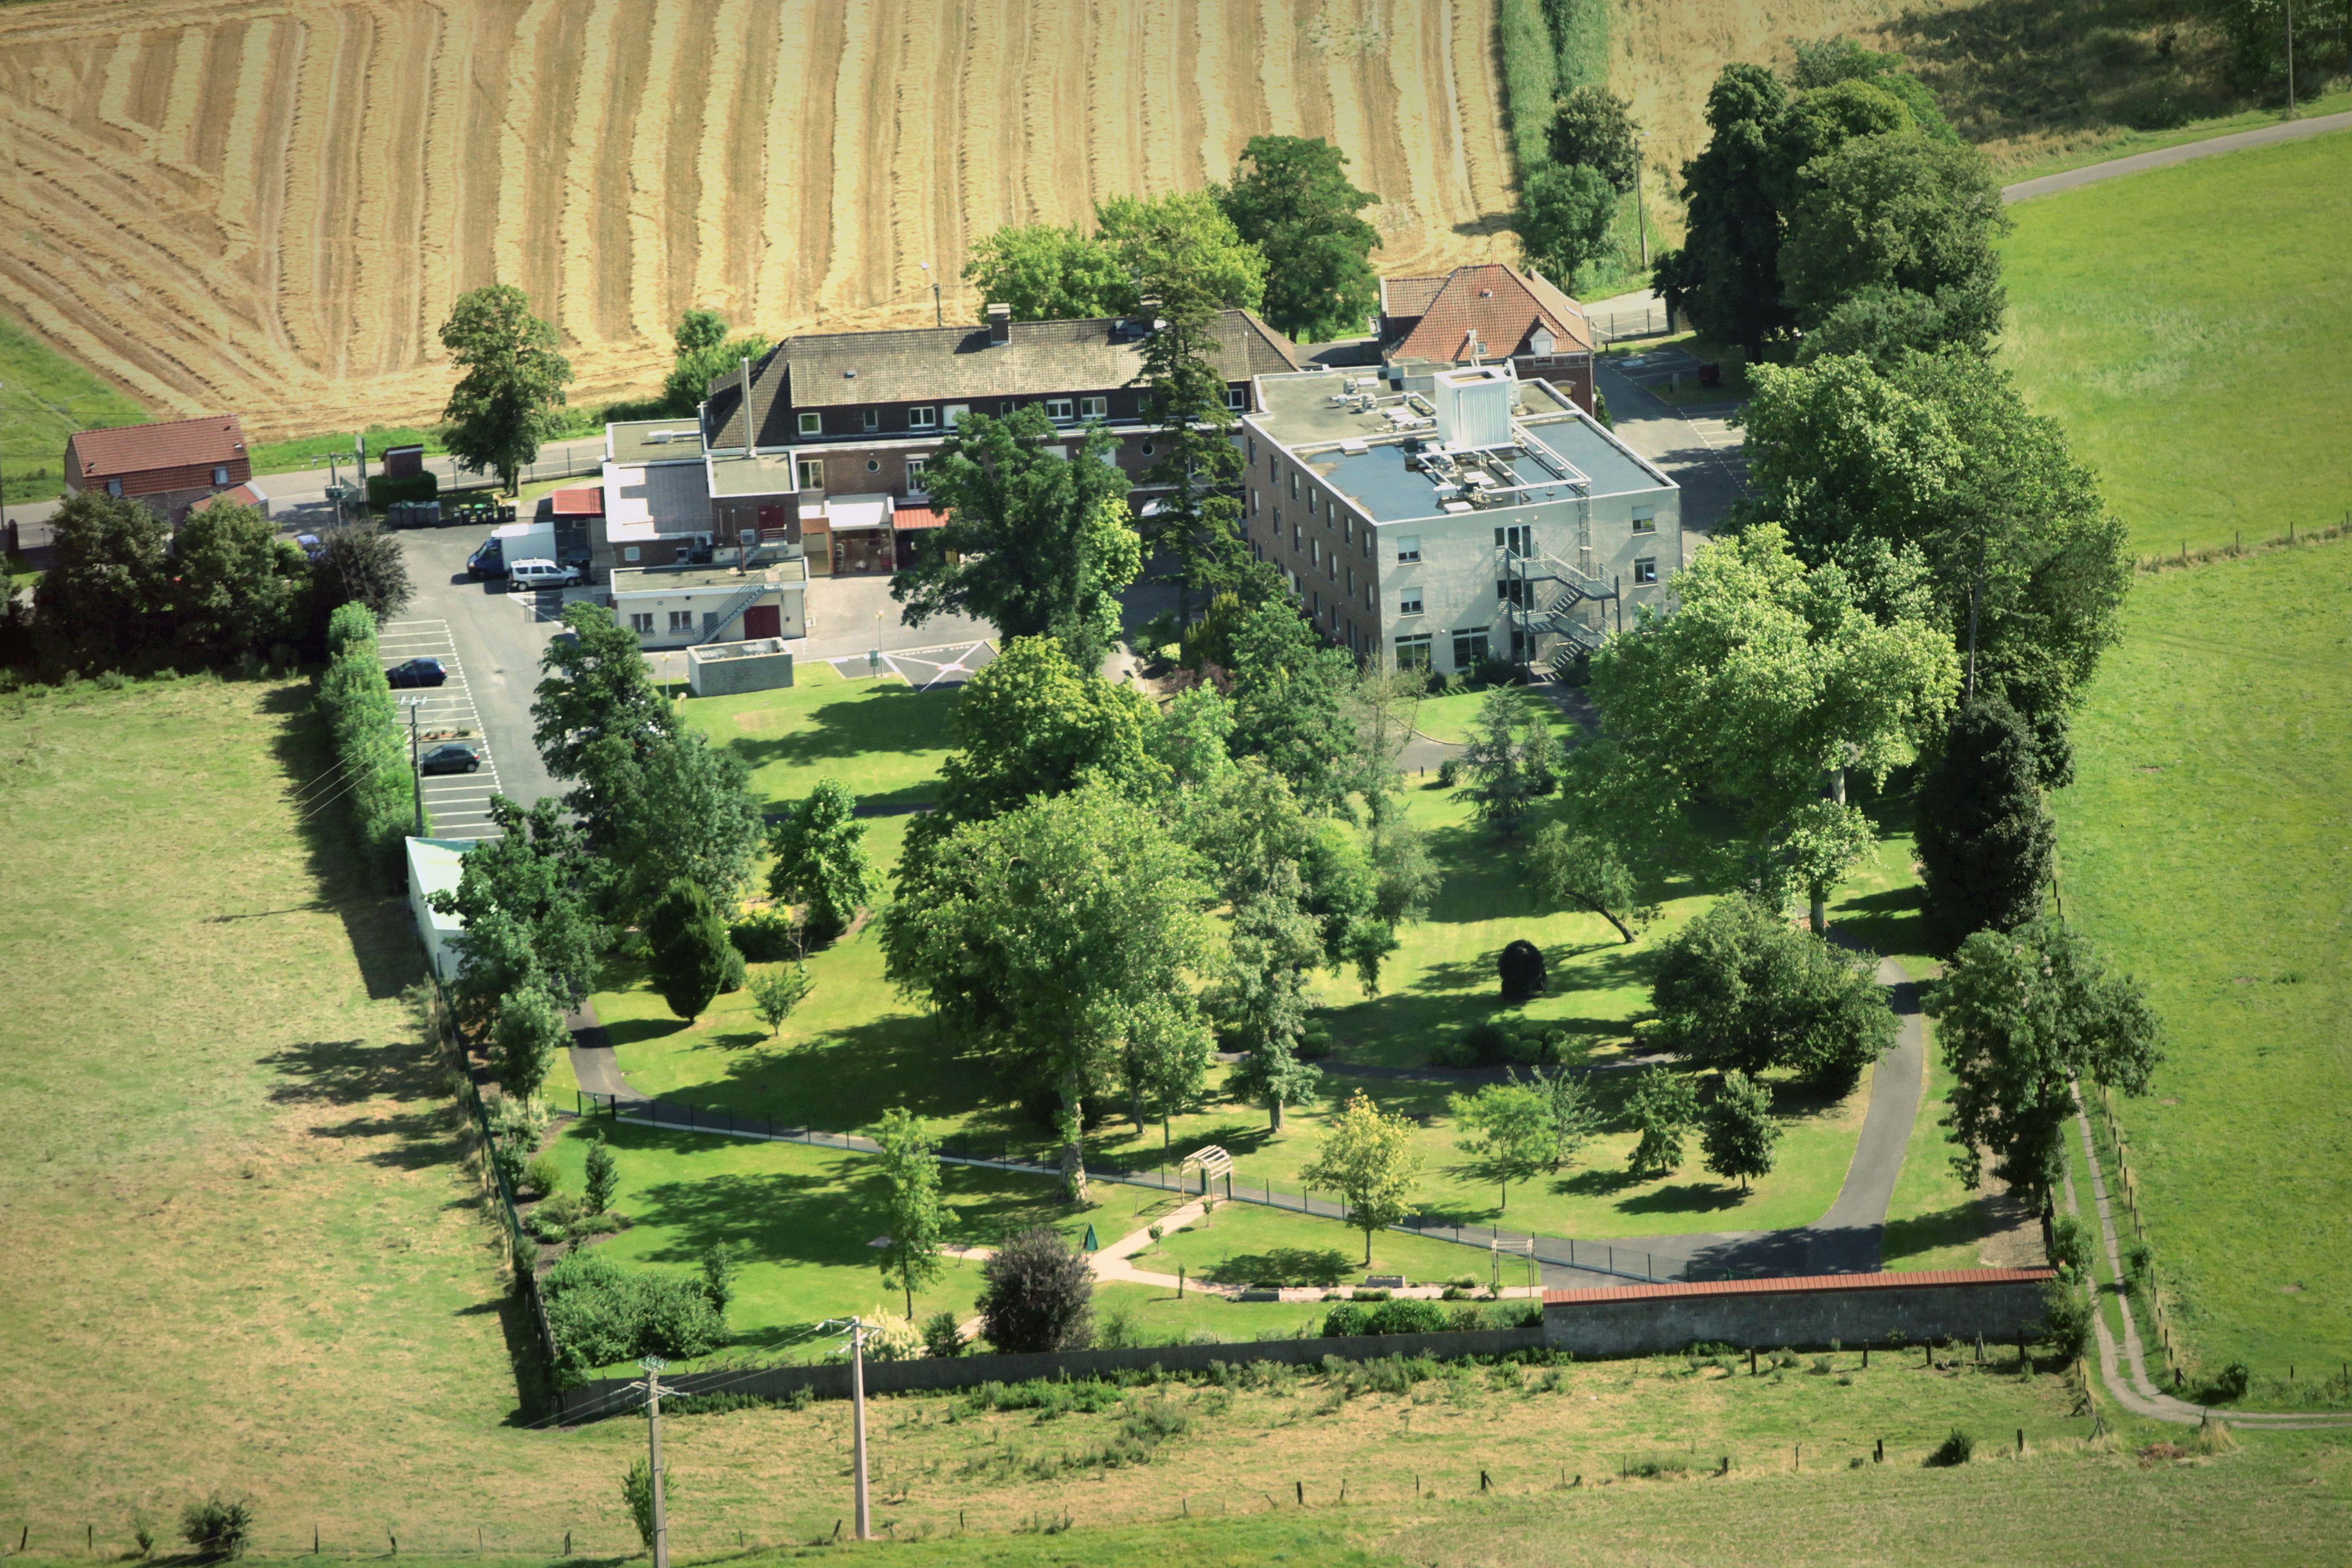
xmin=377 ymin=619 xmax=511 ymax=842
xmin=395 ymin=524 xmax=568 ymax=812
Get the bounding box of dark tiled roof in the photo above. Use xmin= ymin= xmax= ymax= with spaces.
xmin=1380 ymin=274 xmax=1449 ymax=319
xmin=1544 ymin=1268 xmax=2055 ymax=1306
xmin=704 ymin=310 xmax=1300 ymax=450
xmin=67 ymin=414 xmax=248 ymax=479
xmin=1388 ymin=264 xmax=1592 ymax=364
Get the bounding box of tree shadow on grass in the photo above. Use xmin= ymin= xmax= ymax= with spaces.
xmin=1194 ymin=1247 xmax=1356 ymax=1288
xmin=1882 ymin=1201 xmax=1988 ymax=1266
xmin=718 ymin=685 xmax=956 ymax=776
xmin=1613 ymin=1180 xmax=1747 ymax=1217
xmin=262 ymin=1034 xmax=470 ymax=1171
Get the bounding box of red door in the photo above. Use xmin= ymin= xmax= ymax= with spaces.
xmin=742 ymin=603 xmax=782 ymax=640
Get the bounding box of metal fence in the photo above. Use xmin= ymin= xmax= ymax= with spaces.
xmin=436 ymin=988 xmax=562 ymax=1389
xmin=575 ymin=1090 xmax=1683 ymax=1285
xmin=1589 ymin=303 xmax=1671 ymax=343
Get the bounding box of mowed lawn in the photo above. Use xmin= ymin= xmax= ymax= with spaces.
xmin=2001 ymin=129 xmax=2352 ymax=560
xmin=2054 ymin=542 xmax=2352 ymax=1374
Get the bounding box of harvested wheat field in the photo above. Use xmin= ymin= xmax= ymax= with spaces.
xmin=0 ymin=0 xmax=1524 ymax=438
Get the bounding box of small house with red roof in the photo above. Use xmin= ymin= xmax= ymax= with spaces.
xmin=64 ymin=414 xmax=253 ymax=525
xmin=1377 ymin=264 xmax=1595 ymax=412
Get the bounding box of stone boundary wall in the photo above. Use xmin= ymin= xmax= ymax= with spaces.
xmin=1542 ymin=1269 xmax=2056 ymax=1358
xmin=556 ymin=1326 xmax=1545 ymax=1422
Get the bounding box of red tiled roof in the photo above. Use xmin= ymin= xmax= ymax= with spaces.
xmin=549 ymin=486 xmax=604 ymax=516
xmin=1543 ymin=1269 xmax=2055 ymax=1306
xmin=1380 ymin=274 xmax=1449 ymax=319
xmin=1389 ymin=264 xmax=1592 ymax=365
xmin=891 ymin=505 xmax=947 ymax=531
xmin=189 ymin=483 xmax=267 ymax=513
xmin=67 ymin=415 xmax=247 ymax=480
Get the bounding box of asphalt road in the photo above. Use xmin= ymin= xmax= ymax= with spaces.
xmin=2002 ymin=107 xmax=2352 ymax=202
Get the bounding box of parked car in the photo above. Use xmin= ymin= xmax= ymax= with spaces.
xmin=418 ymin=743 xmax=482 ymax=775
xmin=384 ymin=657 xmax=447 ymax=689
xmin=466 ymin=538 xmax=507 ymax=579
xmin=507 ymin=558 xmax=582 ymax=592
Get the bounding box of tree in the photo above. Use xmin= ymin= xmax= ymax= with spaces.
xmin=1217 ymin=134 xmax=1382 ymax=341
xmin=1515 ymin=162 xmax=1619 ymax=284
xmin=1343 ymin=663 xmax=1427 ymax=823
xmin=1371 ymin=817 xmax=1442 ymax=925
xmin=1651 ymin=895 xmax=1896 ymax=1096
xmin=310 ymin=521 xmax=413 ymax=626
xmin=1769 ymin=799 xmax=1877 ymax=933
xmin=931 ymin=637 xmax=1163 ymax=825
xmin=1524 ymin=1064 xmax=1601 ymax=1171
xmin=1228 ymin=600 xmax=1360 ymax=812
xmin=1625 ymin=1068 xmax=1700 ymax=1177
xmin=1095 ymin=190 xmax=1268 ymax=313
xmin=1449 ymin=1081 xmax=1555 ymax=1210
xmin=960 ymin=221 xmax=1131 ymax=320
xmin=880 ymin=783 xmax=1212 ymax=1199
xmin=892 ymin=407 xmax=1143 ymax=672
xmin=1341 ymin=917 xmax=1399 ymax=997
xmin=1699 ymin=1070 xmax=1781 ymax=1192
xmin=1925 ymin=917 xmax=2162 ymax=1204
xmin=660 ymin=309 xmax=771 ymax=416
xmin=621 ymin=1456 xmax=664 ymax=1552
xmin=975 ymin=1224 xmax=1095 ymax=1353
xmin=766 ymin=779 xmax=875 ymax=944
xmin=874 ymin=1107 xmax=949 ymax=1318
xmin=1916 ymin=692 xmax=2055 ymax=950
xmin=532 ymin=602 xmax=677 ymax=804
xmin=1116 ymin=991 xmax=1216 ymax=1143
xmin=645 ymin=878 xmax=730 ymax=1021
xmin=31 ymin=489 xmax=171 ymax=669
xmin=493 ymin=986 xmax=568 ymax=1102
xmin=1581 ymin=524 xmax=1958 ymax=845
xmin=428 ymin=797 xmax=605 ymax=1031
xmin=170 ymin=502 xmax=297 ymax=661
xmin=1217 ymin=861 xmax=1326 ymax=1132
xmin=1524 ymin=822 xmax=1641 ymax=943
xmin=178 ymin=1496 xmax=254 ymax=1561
xmin=1782 ymin=134 xmax=2007 ymax=353
xmin=438 ymin=284 xmax=573 ymax=494
xmin=1549 ymin=85 xmax=1641 ymax=189
xmin=1299 ymin=1091 xmax=1422 ymax=1263
xmin=1131 ymin=246 xmax=1251 ymax=631
xmin=748 ymin=964 xmax=812 ymax=1036
xmin=1147 ymin=683 xmax=1238 ymax=793
xmin=584 ymin=1132 xmax=619 ymax=1214
xmin=1658 ymin=63 xmax=1792 ymax=359
xmin=596 ymin=727 xmax=767 ymax=913
xmin=1738 ymin=352 xmax=2131 ymax=758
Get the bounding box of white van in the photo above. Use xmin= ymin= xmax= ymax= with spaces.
xmin=507 ymin=558 xmax=582 ymax=592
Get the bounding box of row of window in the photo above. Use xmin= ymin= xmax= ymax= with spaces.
xmin=1390 ymin=630 xmax=1489 ymax=671
xmin=1393 ymin=563 xmax=1657 ymax=620
xmin=628 ymin=610 xmax=702 ymax=634
xmin=794 ymin=389 xmax=1242 ymax=438
xmin=99 ymin=464 xmax=235 ymax=498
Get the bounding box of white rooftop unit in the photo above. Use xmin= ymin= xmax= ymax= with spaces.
xmin=1430 ymin=365 xmax=1514 ymax=451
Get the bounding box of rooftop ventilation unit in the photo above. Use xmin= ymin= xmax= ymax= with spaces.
xmin=1340 ymin=438 xmax=1370 ymax=455
xmin=644 ymin=430 xmax=694 ymax=444
xmin=1430 ymin=366 xmax=1514 ymax=451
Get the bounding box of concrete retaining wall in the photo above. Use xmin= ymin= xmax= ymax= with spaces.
xmin=1542 ymin=1269 xmax=2055 ymax=1359
xmin=557 ymin=1326 xmax=1544 ymax=1421
xmin=688 ymin=641 xmax=795 ymax=696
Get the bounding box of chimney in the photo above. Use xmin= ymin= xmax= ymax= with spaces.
xmin=987 ymin=302 xmax=1012 ymax=346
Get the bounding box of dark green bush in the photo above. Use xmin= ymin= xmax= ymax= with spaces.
xmin=2040 ymin=1278 xmax=2092 ymax=1361
xmin=1321 ymin=1303 xmax=1369 ymax=1337
xmin=179 ymin=1496 xmax=253 ymax=1560
xmin=922 ymin=1310 xmax=966 ymax=1358
xmin=365 ymin=472 xmax=440 ymax=508
xmin=1928 ymin=1427 xmax=1974 ymax=1467
xmin=2215 ymin=1361 xmax=2251 ymax=1401
xmin=1366 ymin=1297 xmax=1447 ymax=1335
xmin=730 ymin=910 xmax=799 ymax=962
xmin=541 ymin=1252 xmax=725 ymax=1385
xmin=311 ymin=604 xmax=416 ymax=887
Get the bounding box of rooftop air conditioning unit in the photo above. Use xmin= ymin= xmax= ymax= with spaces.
xmin=645 ymin=429 xmax=694 ymax=445
xmin=1430 ymin=366 xmax=1513 ymax=451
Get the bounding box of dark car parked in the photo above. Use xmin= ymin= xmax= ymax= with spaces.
xmin=418 ymin=743 xmax=482 ymax=776
xmin=384 ymin=658 xmax=448 ymax=689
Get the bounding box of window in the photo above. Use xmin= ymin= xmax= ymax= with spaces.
xmin=1000 ymin=400 xmax=1018 ymax=416
xmin=1045 ymin=398 xmax=1075 ymax=422
xmin=1273 ymin=508 xmax=1281 ymax=536
xmin=905 ymin=456 xmax=928 ymax=490
xmin=798 ymin=412 xmax=822 ymax=436
xmin=1311 ymin=590 xmax=1322 ymax=617
xmin=1310 ymin=539 xmax=1320 ymax=569
xmin=1078 ymin=396 xmax=1108 ymax=420
xmin=1346 ymin=566 xmax=1355 ymax=596
xmin=1225 ymin=386 xmax=1246 ymax=410
xmin=1341 ymin=516 xmax=1351 ymax=544
xmin=796 ymin=458 xmax=824 ymax=490
xmin=1141 ymin=441 xmax=1155 ymax=456
xmin=1631 ymin=507 xmax=1657 ymax=535
xmin=865 ymin=458 xmax=880 ymax=472
xmin=212 ymin=466 xmax=230 ymax=486
xmin=629 ymin=612 xmax=654 ymax=634
xmin=1394 ymin=634 xmax=1433 ymax=670
xmin=623 ymin=546 xmax=642 ymax=562
xmin=1250 ymin=489 xmax=1259 ymax=516
xmin=1498 ymin=579 xmax=1528 ymax=607
xmin=1634 ymin=557 xmax=1658 ymax=585
xmin=1395 ymin=534 xmax=1421 ymax=563
xmin=908 ymin=407 xmax=938 ymax=429
xmin=1452 ymin=629 xmax=1490 ymax=669
xmin=1289 ymin=471 xmax=1298 ymax=500
xmin=1248 ymin=437 xmax=1257 ymax=463
xmin=1400 ymin=588 xmax=1424 ymax=616
xmin=106 ymin=479 xmax=123 ymax=497
xmin=861 ymin=409 xmax=879 ymax=431
xmin=944 ymin=404 xmax=969 ymax=428
xmin=1308 ymin=489 xmax=1318 ymax=514
xmin=668 ymin=610 xmax=694 ymax=633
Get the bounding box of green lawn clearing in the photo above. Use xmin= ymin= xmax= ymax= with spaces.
xmin=2052 ymin=540 xmax=2352 ymax=1377
xmin=1130 ymin=1198 xmax=1536 ymax=1290
xmin=2001 ymin=129 xmax=2352 ymax=560
xmin=681 ymin=668 xmax=960 ymax=810
xmin=0 ymin=309 xmax=147 ymax=506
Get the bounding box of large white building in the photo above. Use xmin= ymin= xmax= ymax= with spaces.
xmin=1238 ymin=365 xmax=1682 ymax=675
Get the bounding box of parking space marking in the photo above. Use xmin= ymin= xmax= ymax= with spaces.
xmin=379 ymin=618 xmax=504 ymax=841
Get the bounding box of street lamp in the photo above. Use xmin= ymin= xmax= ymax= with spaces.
xmin=918 ymin=261 xmax=941 ymax=327
xmin=401 ymin=697 xmax=428 ymax=837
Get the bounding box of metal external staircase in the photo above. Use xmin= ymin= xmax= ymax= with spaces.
xmin=1499 ymin=543 xmax=1614 ymax=663
xmin=694 ymin=579 xmax=771 ymax=645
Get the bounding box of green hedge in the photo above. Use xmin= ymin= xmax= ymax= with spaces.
xmin=542 ymin=1252 xmax=726 ymax=1388
xmin=365 ymin=472 xmax=439 ymax=508
xmin=313 ymin=603 xmax=417 ymax=887
xmin=1498 ymin=0 xmax=1561 ymax=178
xmin=1544 ymin=0 xmax=1608 ymax=93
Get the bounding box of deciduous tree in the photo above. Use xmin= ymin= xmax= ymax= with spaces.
xmin=493 ymin=985 xmax=569 ymax=1102
xmin=1781 ymin=134 xmax=2007 ymax=354
xmin=1228 ymin=600 xmax=1361 ymax=813
xmin=1217 ymin=861 xmax=1326 ymax=1132
xmin=874 ymin=1107 xmax=949 ymax=1318
xmin=596 ymin=727 xmax=767 ymax=913
xmin=170 ymin=501 xmax=297 ymax=661
xmin=766 ymin=779 xmax=874 ymax=944
xmin=1516 ymin=162 xmax=1620 ymax=283
xmin=1524 ymin=1064 xmax=1601 ymax=1171
xmin=428 ymin=797 xmax=604 ymax=1031
xmin=1524 ymin=822 xmax=1643 ymax=943
xmin=31 ymin=490 xmax=171 ymax=669
xmin=748 ymin=964 xmax=812 ymax=1036
xmin=532 ymin=602 xmax=677 ymax=805
xmin=1625 ymin=1067 xmax=1700 ymax=1177
xmin=1218 ymin=134 xmax=1382 ymax=341
xmin=1448 ymin=1081 xmax=1555 ymax=1210
xmin=1916 ymin=692 xmax=2055 ymax=950
xmin=1300 ymin=1091 xmax=1422 ymax=1263
xmin=931 ymin=637 xmax=1164 ymax=825
xmin=960 ymin=221 xmax=1132 ymax=320
xmin=1700 ymin=1070 xmax=1781 ymax=1192
xmin=1651 ymin=895 xmax=1896 ymax=1096
xmin=310 ymin=521 xmax=413 ymax=627
xmin=438 ymin=284 xmax=573 ymax=494
xmin=1548 ymin=85 xmax=1642 ymax=191
xmin=1769 ymin=799 xmax=1878 ymax=933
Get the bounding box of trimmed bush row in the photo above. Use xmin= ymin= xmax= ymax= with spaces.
xmin=542 ymin=1252 xmax=726 ymax=1386
xmin=315 ymin=604 xmax=418 ymax=887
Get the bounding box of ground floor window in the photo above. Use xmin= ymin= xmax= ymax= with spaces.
xmin=1452 ymin=628 xmax=1489 ymax=669
xmin=1394 ymin=634 xmax=1432 ymax=670
xmin=668 ymin=610 xmax=694 ymax=633
xmin=629 ymin=612 xmax=654 ymax=634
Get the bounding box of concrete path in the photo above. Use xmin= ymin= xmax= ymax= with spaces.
xmin=2061 ymin=1083 xmax=2352 ymax=1429
xmin=2003 ymin=110 xmax=2352 ymax=204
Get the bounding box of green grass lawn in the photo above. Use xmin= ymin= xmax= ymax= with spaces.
xmin=2052 ymin=540 xmax=2352 ymax=1377
xmin=1131 ymin=1198 xmax=1534 ymax=1289
xmin=0 ymin=310 xmax=147 ymax=505
xmin=2001 ymin=129 xmax=2352 ymax=560
xmin=681 ymin=665 xmax=960 ymax=810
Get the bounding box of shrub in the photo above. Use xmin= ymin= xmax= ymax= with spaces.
xmin=1297 ymin=1027 xmax=1334 ymax=1060
xmin=730 ymin=910 xmax=799 ymax=962
xmin=859 ymin=1309 xmax=923 ymax=1362
xmin=621 ymin=1457 xmax=662 ymax=1551
xmin=976 ymin=1225 xmax=1094 ymax=1353
xmin=522 ymin=1151 xmax=564 ymax=1199
xmin=179 ymin=1496 xmax=253 ymax=1560
xmin=700 ymin=1243 xmax=739 ymax=1312
xmin=311 ymin=605 xmax=417 ymax=887
xmin=542 ymin=1253 xmax=725 ymax=1384
xmin=2050 ymin=1215 xmax=2092 ymax=1278
xmin=2215 ymin=1362 xmax=2251 ymax=1401
xmin=585 ymin=1134 xmax=619 ymax=1215
xmin=922 ymin=1311 xmax=966 ymax=1359
xmin=1928 ymin=1428 xmax=1974 ymax=1467
xmin=365 ymin=472 xmax=440 ymax=508
xmin=2040 ymin=1278 xmax=2092 ymax=1361
xmin=645 ymin=878 xmax=730 ymax=1020
xmin=1456 ymin=1019 xmax=1513 ymax=1067
xmin=1367 ymin=1297 xmax=1446 ymax=1336
xmin=1436 ymin=757 xmax=1460 ymax=788
xmin=1322 ymin=1303 xmax=1369 ymax=1337
xmin=1447 ymin=1305 xmax=1487 ymax=1332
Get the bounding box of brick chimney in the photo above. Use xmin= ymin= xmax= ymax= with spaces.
xmin=987 ymin=302 xmax=1012 ymax=346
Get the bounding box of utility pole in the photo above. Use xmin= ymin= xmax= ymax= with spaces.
xmin=639 ymin=1357 xmax=671 ymax=1568
xmin=919 ymin=262 xmax=941 ymax=327
xmin=2285 ymin=0 xmax=2296 ymax=118
xmin=1634 ymin=134 xmax=1649 ymax=270
xmin=849 ymin=1319 xmax=872 ymax=1540
xmin=405 ymin=699 xmax=425 ymax=837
